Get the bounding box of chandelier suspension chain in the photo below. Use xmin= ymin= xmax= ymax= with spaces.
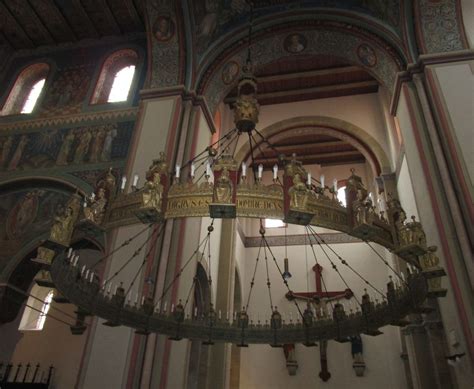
xmin=305 ymin=227 xmax=338 ymax=309
xmin=9 ymin=284 xmax=81 ymax=323
xmin=123 ymin=223 xmax=164 ymax=299
xmin=364 ymin=240 xmax=408 ymax=285
xmin=184 ymin=238 xmax=209 ymax=314
xmin=262 ymin=241 xmax=274 ymax=312
xmin=192 ymin=130 xmax=240 ymax=184
xmin=206 ymin=224 xmax=213 ymax=292
xmin=154 ymin=220 xmax=214 ymax=308
xmin=306 ymin=226 xmax=366 ymax=305
xmin=90 ymin=224 xmax=152 ymax=270
xmin=261 ymin=235 xmax=305 ymax=320
xmin=181 ymin=128 xmax=237 ymax=170
xmin=101 ymin=228 xmax=156 ymax=288
xmin=245 ymin=238 xmax=263 ymax=311
xmin=307 ymin=225 xmax=386 ymax=299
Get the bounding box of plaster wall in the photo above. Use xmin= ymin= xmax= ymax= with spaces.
xmin=430 ymin=62 xmax=474 ymax=187
xmin=461 ymin=0 xmax=474 ymax=48
xmin=237 ymin=238 xmax=406 ymax=389
xmin=255 ymin=93 xmax=391 ymax=167
xmin=7 ymin=248 xmax=100 ymax=389
xmin=396 ymin=89 xmax=474 ymax=386
xmin=10 ymin=300 xmax=87 ymax=389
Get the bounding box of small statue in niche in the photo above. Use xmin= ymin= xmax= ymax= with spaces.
xmin=49 ymin=194 xmax=80 ymax=247
xmin=238 ymin=306 xmax=249 ymax=328
xmin=8 ymin=134 xmax=29 ymax=170
xmin=89 ymin=127 xmax=107 ymax=163
xmin=395 ymin=209 xmax=409 ymax=244
xmin=353 ymin=190 xmax=375 ymax=226
xmin=74 ymin=128 xmax=92 ymax=164
xmin=214 ymin=167 xmax=233 ymax=204
xmin=0 ymin=135 xmax=14 ymax=168
xmin=289 ymin=173 xmax=308 ymax=209
xmin=271 ymin=306 xmax=282 ymax=329
xmin=142 ymin=171 xmax=164 ymax=210
xmin=33 ymin=246 xmax=56 ymax=266
xmin=83 ymin=187 xmax=108 ymax=225
xmin=56 ymin=130 xmax=75 ymax=165
xmin=100 ymin=126 xmax=117 ymax=162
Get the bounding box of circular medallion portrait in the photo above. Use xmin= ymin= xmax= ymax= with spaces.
xmin=284 ymin=33 xmax=307 ymax=54
xmin=221 ymin=61 xmax=240 ymax=85
xmin=357 ymin=44 xmax=377 ymax=67
xmin=153 ymin=15 xmax=175 ymax=43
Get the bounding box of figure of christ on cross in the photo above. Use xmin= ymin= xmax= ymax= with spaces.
xmin=285 ymin=263 xmax=353 ymax=382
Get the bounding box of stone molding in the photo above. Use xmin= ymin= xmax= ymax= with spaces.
xmin=389 ymin=49 xmax=474 ymax=115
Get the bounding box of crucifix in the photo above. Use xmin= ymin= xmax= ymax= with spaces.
xmin=285 ymin=263 xmax=353 ymax=381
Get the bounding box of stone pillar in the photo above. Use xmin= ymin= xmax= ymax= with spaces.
xmin=207 ymin=219 xmax=236 ymax=389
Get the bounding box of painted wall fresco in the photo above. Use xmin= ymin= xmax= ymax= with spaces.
xmin=0 ymin=38 xmax=146 ymax=118
xmin=190 ymin=0 xmax=400 ymax=57
xmin=0 ymin=188 xmax=70 ymax=273
xmin=0 ymin=121 xmax=134 ymax=172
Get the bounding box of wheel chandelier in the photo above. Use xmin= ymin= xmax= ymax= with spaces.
xmin=32 ymin=8 xmax=447 ymax=345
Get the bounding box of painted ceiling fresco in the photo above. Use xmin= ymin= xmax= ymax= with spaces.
xmin=191 ymin=0 xmax=400 ymax=56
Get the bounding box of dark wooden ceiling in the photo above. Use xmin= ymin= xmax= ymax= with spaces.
xmin=225 ymin=55 xmax=378 ymax=106
xmin=0 ymin=0 xmax=145 ymax=50
xmin=252 ymin=133 xmax=366 ymax=168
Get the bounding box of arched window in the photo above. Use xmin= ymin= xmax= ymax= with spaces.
xmin=19 ymin=286 xmax=54 ymax=331
xmin=107 ymin=65 xmax=136 ymax=102
xmin=91 ymin=49 xmax=138 ymax=105
xmin=1 ymin=63 xmax=49 ymax=116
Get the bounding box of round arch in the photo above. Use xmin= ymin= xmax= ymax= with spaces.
xmin=234 ymin=116 xmax=391 ymax=176
xmin=194 ymin=15 xmax=407 ymax=114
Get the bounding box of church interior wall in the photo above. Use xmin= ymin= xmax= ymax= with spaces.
xmin=461 ymin=0 xmax=474 ymax=48
xmin=395 ymin=91 xmax=473 ymax=384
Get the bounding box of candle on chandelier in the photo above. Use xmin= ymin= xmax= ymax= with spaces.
xmin=132 ymin=174 xmax=139 ymax=187
xmin=163 ymin=302 xmax=167 ymax=312
xmin=91 ymin=192 xmax=95 ymax=201
xmin=320 ymin=174 xmax=325 ymax=188
xmin=107 ymin=283 xmax=111 ymax=294
xmin=121 ymin=176 xmax=127 ymax=190
xmin=206 ymin=161 xmax=211 ymax=177
xmin=67 ymin=247 xmax=73 ymax=258
xmin=81 ymin=265 xmax=86 ymax=276
xmin=194 ymin=307 xmax=198 ymax=317
xmin=141 ymin=296 xmax=145 ymax=306
xmin=73 ymin=255 xmax=79 ymax=266
xmin=273 ymin=164 xmax=278 ymax=180
xmin=85 ymin=269 xmax=89 ymax=280
xmin=333 ymin=179 xmax=338 ymax=191
xmin=114 ymin=285 xmax=118 ymax=295
xmin=258 ymin=164 xmax=263 ymax=179
xmin=242 ymin=162 xmax=247 ymax=177
xmin=190 ymin=162 xmax=195 ymax=178
xmin=171 ymin=303 xmax=175 ymax=312
xmin=175 ymin=165 xmax=181 ymax=179
xmin=307 ymin=172 xmax=311 ymax=186
xmin=83 ymin=200 xmax=87 ymax=208
xmin=89 ymin=272 xmax=94 ymax=283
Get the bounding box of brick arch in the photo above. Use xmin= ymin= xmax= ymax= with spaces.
xmin=1 ymin=63 xmax=50 ymax=116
